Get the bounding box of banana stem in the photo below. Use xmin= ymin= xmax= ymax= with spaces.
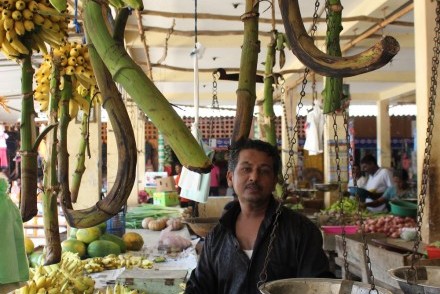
xmin=43 ymin=56 xmax=62 ymax=265
xmin=83 ymin=0 xmax=210 ymax=173
xmin=323 ymin=0 xmax=344 ymax=114
xmin=60 ymin=23 xmax=138 ymax=228
xmin=70 ymin=112 xmax=88 ymax=203
xmin=262 ymin=31 xmax=277 ymax=146
xmin=19 ymin=51 xmax=38 ymax=222
xmin=232 ymin=0 xmax=260 ymax=143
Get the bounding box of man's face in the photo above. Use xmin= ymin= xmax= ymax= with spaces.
xmin=361 ymin=162 xmax=375 ymax=175
xmin=226 ymin=149 xmax=277 ymax=206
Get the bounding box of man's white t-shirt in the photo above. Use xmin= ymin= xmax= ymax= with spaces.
xmin=364 ymin=168 xmax=394 ymax=212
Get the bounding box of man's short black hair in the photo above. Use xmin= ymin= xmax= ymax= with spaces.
xmin=360 ymin=154 xmax=377 ymax=165
xmin=228 ymin=138 xmax=281 ymax=174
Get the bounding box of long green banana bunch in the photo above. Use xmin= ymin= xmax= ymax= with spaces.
xmin=107 ymin=0 xmax=143 ymax=10
xmin=0 ymin=0 xmax=68 ymax=59
xmin=34 ymin=42 xmax=101 ymax=119
xmin=15 ymin=252 xmax=96 ymax=294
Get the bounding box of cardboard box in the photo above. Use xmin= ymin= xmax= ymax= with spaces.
xmin=155 ymin=176 xmax=176 ymax=192
xmin=145 ymin=172 xmax=168 ymax=186
xmin=198 ymin=196 xmax=234 ymax=218
xmin=153 ymin=191 xmax=179 ymax=207
xmin=117 ymin=269 xmax=188 ymax=294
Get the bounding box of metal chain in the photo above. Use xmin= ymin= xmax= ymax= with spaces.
xmin=280 ymin=78 xmax=292 ymax=146
xmin=258 ymin=0 xmax=321 ymax=288
xmin=209 ymin=72 xmax=220 ymax=141
xmin=410 ymin=0 xmax=440 ymax=272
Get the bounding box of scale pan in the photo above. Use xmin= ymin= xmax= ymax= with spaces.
xmin=388 ymin=266 xmax=440 ymax=294
xmin=259 ymin=278 xmax=393 ymax=294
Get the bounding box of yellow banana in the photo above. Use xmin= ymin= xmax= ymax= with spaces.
xmin=36 ymin=288 xmax=46 ymax=294
xmin=16 ymin=0 xmax=27 ymax=10
xmin=3 ymin=17 xmax=14 ymax=32
xmin=11 ymin=10 xmax=23 ymax=21
xmin=76 ymin=55 xmax=84 ymax=65
xmin=67 ymin=56 xmax=76 ymax=66
xmin=19 ymin=284 xmax=30 ymax=294
xmin=64 ymin=65 xmax=74 ymax=75
xmin=37 ymin=3 xmax=59 ymax=16
xmin=14 ymin=20 xmax=25 ymax=35
xmin=23 ymin=19 xmax=34 ymax=32
xmin=27 ymin=0 xmax=38 ymax=12
xmin=49 ymin=14 xmax=61 ymax=22
xmin=35 ymin=275 xmax=47 ymax=289
xmin=9 ymin=35 xmax=30 ymax=55
xmin=28 ymin=280 xmax=37 ymax=294
xmin=42 ymin=17 xmax=53 ymax=30
xmin=0 ymin=19 xmax=5 ymax=45
xmin=2 ymin=9 xmax=12 ymax=19
xmin=69 ymin=99 xmax=79 ymax=119
xmin=32 ymin=13 xmax=44 ymax=25
xmin=32 ymin=32 xmax=48 ymax=54
xmin=22 ymin=9 xmax=34 ymax=20
xmin=2 ymin=0 xmax=14 ymax=9
xmin=69 ymin=47 xmax=79 ymax=57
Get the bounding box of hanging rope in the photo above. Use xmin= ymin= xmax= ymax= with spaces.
xmin=73 ymin=0 xmax=81 ymax=34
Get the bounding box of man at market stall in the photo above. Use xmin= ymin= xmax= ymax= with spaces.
xmin=185 ymin=139 xmax=332 ymax=294
xmin=360 ymin=154 xmax=394 ymax=212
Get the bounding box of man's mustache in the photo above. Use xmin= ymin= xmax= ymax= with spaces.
xmin=245 ymin=183 xmax=261 ymax=190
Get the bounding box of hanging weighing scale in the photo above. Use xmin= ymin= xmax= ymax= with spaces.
xmin=258 ymin=0 xmax=394 ymax=293
xmin=387 ymin=1 xmax=440 ymax=293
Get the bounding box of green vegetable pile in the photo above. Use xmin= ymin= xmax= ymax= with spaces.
xmin=125 ymin=204 xmax=181 ymax=229
xmin=325 ymin=198 xmax=359 ymax=214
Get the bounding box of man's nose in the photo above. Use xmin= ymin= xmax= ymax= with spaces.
xmin=249 ymin=169 xmax=259 ymax=182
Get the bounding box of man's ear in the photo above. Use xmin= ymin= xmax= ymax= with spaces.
xmin=226 ymin=170 xmax=233 ymax=188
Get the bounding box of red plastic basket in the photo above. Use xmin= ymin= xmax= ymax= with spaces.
xmin=321 ymin=225 xmax=359 ymax=235
xmin=426 ymin=246 xmax=440 ymax=259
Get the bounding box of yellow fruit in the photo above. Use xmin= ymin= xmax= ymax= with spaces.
xmin=61 ymin=239 xmax=86 ymax=258
xmin=76 ymin=227 xmax=102 ymax=244
xmin=24 ymin=237 xmax=35 ymax=254
xmin=122 ymin=232 xmax=144 ymax=251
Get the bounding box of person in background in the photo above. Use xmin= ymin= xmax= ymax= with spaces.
xmin=382 ymin=169 xmax=415 ymax=201
xmin=360 ymin=154 xmax=394 ymax=212
xmin=348 ymin=163 xmax=367 ymax=189
xmin=209 ymin=159 xmax=220 ymax=196
xmin=185 ymin=139 xmax=332 ymax=294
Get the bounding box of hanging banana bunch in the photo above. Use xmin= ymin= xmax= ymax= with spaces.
xmin=35 ymin=41 xmax=102 ymax=202
xmin=0 ymin=0 xmax=69 ymax=222
xmin=0 ymin=0 xmax=68 ymax=59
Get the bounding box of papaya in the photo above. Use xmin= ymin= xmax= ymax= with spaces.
xmin=61 ymin=239 xmax=87 ymax=258
xmin=24 ymin=237 xmax=35 ymax=255
xmin=122 ymin=232 xmax=144 ymax=251
xmin=87 ymin=240 xmax=121 ymax=258
xmin=28 ymin=251 xmax=45 ymax=267
xmin=100 ymin=233 xmax=126 ymax=253
xmin=69 ymin=227 xmax=78 ymax=239
xmin=76 ymin=227 xmax=102 ymax=244
xmin=97 ymin=222 xmax=107 ymax=234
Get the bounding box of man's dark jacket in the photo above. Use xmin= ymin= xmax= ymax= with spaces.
xmin=185 ymin=197 xmax=332 ymax=294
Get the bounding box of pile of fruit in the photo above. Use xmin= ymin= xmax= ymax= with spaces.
xmin=358 ymin=215 xmax=417 ymax=238
xmin=16 ymin=252 xmax=143 ymax=293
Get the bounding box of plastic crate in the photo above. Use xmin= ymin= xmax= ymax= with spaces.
xmin=153 ymin=191 xmax=179 ymax=207
xmin=426 ymin=246 xmax=440 ymax=259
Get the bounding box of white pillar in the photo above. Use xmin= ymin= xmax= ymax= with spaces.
xmin=376 ymin=100 xmax=391 ymax=168
xmin=415 ymin=0 xmax=440 ymax=243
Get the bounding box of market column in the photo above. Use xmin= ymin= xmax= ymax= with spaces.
xmin=70 ymin=107 xmax=102 ymax=209
xmin=323 ymin=113 xmax=348 ymax=208
xmin=414 ymin=0 xmax=440 ymax=243
xmin=376 ymin=99 xmax=391 ymax=168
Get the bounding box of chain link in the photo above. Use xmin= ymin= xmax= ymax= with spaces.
xmin=410 ymin=0 xmax=440 ymax=273
xmin=258 ymin=0 xmax=321 ymax=289
xmin=209 ymin=72 xmax=220 ymax=141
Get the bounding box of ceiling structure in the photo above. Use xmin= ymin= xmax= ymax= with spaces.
xmin=0 ymin=0 xmax=415 ymax=123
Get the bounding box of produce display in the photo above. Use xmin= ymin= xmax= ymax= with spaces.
xmin=125 ymin=204 xmax=181 ymax=229
xmin=359 ymin=215 xmax=417 ymax=238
